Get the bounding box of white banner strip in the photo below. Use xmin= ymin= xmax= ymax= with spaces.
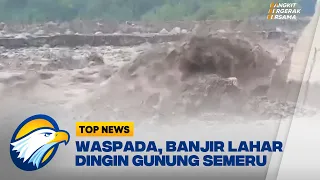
xmin=266 ymin=3 xmax=320 ymax=180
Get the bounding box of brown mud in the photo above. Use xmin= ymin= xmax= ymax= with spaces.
xmin=0 ymin=19 xmax=318 ymax=124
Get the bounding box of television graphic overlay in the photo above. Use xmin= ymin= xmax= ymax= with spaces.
xmin=10 ymin=114 xmax=70 ymax=171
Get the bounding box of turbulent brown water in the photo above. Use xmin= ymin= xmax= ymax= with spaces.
xmin=79 ymin=36 xmax=318 ymax=123
xmin=0 ymin=21 xmax=320 ymax=180
xmin=0 ymin=34 xmax=318 ymax=126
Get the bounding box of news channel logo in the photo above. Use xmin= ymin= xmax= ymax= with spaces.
xmin=10 ymin=114 xmax=70 ymax=171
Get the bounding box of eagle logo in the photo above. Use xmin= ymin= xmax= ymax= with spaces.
xmin=10 ymin=114 xmax=70 ymax=171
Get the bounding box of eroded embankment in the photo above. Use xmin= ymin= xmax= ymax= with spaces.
xmin=0 ymin=34 xmax=185 ymax=49
xmin=0 ymin=30 xmax=296 ymax=49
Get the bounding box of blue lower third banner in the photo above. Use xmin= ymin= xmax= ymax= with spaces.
xmin=75 ymin=140 xmax=283 ymax=167
xmin=9 ymin=115 xmax=284 ymax=172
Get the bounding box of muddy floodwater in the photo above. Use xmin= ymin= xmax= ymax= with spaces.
xmin=0 ymin=19 xmax=319 ymax=180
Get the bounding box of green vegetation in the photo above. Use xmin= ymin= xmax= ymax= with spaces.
xmin=0 ymin=0 xmax=305 ymax=22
